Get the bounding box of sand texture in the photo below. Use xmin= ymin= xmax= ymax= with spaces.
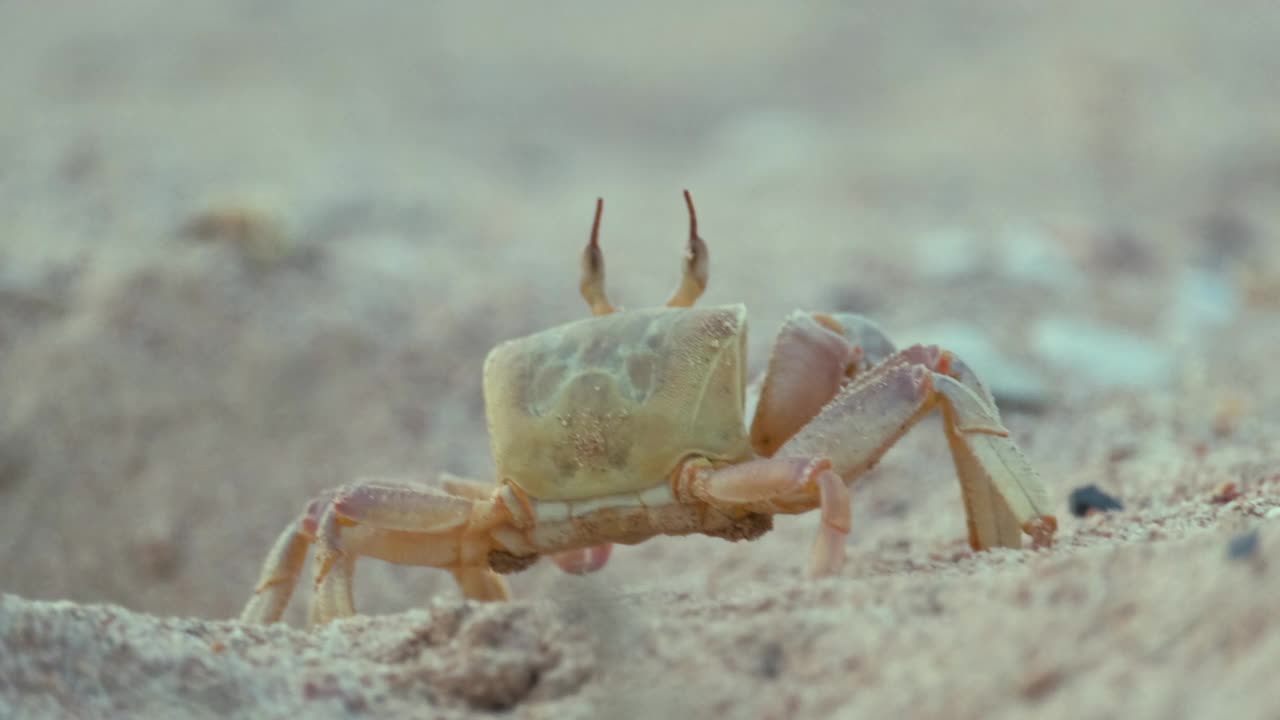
xmin=2 ymin=3 xmax=1280 ymax=718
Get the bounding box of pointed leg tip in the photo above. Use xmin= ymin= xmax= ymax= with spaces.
xmin=239 ymin=598 xmax=269 ymax=625
xmin=806 ymin=538 xmax=846 ymax=578
xmin=1023 ymin=515 xmax=1058 ymax=549
xmin=451 ymin=568 xmax=513 ymax=602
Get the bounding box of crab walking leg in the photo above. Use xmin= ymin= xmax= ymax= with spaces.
xmin=240 ymin=493 xmax=333 ymax=623
xmin=933 ymin=357 xmax=1058 ymax=548
xmin=309 ymin=552 xmax=355 ymax=627
xmin=665 ymin=190 xmax=709 ymax=308
xmin=308 ymin=482 xmax=511 ymax=624
xmin=777 ymin=345 xmax=1056 ymax=551
xmin=438 ymin=472 xmax=500 ymax=500
xmin=435 ymin=475 xmax=524 ymax=597
xmin=579 ymin=197 xmax=615 ymax=316
xmin=439 ymin=473 xmax=611 ymax=572
xmin=449 ymin=568 xmax=513 ymax=602
xmin=684 ymin=456 xmax=852 ymax=577
xmin=810 ymin=470 xmax=852 ymax=576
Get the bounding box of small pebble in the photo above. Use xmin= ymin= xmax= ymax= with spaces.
xmin=1020 ymin=668 xmax=1066 ymax=702
xmin=758 ymin=641 xmax=785 ymax=680
xmin=1069 ymin=484 xmax=1124 ymax=517
xmin=181 ymin=200 xmax=292 ymax=268
xmin=1209 ymin=482 xmax=1241 ymax=504
xmin=1227 ymin=529 xmax=1260 ymax=561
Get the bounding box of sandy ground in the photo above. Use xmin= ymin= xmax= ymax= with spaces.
xmin=3 ymin=2 xmax=1280 ymax=718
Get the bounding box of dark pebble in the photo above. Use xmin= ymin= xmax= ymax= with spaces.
xmin=1069 ymin=484 xmax=1124 ymax=517
xmin=758 ymin=641 xmax=784 ymax=680
xmin=1227 ymin=529 xmax=1260 ymax=561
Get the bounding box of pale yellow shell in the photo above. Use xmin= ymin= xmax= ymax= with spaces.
xmin=482 ymin=304 xmax=753 ymax=500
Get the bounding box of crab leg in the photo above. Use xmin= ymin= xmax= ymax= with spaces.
xmin=777 ymin=345 xmax=1056 ymax=552
xmin=665 ymin=189 xmax=709 ymax=308
xmin=810 ymin=470 xmax=853 ymax=576
xmin=442 ymin=471 xmax=616 ymax=571
xmin=933 ymin=361 xmax=1057 ymax=549
xmin=304 ymin=481 xmax=513 ymax=623
xmin=449 ymin=568 xmax=513 ymax=603
xmin=685 ymin=456 xmax=851 ymax=577
xmin=438 ymin=472 xmax=500 ymax=500
xmin=412 ymin=476 xmax=525 ymax=596
xmin=240 ymin=492 xmax=333 ymax=623
xmin=242 ymin=479 xmax=516 ymax=626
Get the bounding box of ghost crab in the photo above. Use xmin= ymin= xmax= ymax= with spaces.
xmin=241 ymin=191 xmax=1057 ymax=626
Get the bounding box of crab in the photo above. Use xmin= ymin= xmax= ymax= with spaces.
xmin=240 ymin=191 xmax=1057 ymax=626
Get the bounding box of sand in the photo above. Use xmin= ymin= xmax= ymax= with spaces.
xmin=2 ymin=3 xmax=1280 ymax=718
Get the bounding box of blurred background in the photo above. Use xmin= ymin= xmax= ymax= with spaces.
xmin=1 ymin=1 xmax=1278 ymax=623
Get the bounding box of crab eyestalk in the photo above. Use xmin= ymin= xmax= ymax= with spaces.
xmin=666 ymin=189 xmax=709 ymax=307
xmin=579 ymin=197 xmax=616 ymax=316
